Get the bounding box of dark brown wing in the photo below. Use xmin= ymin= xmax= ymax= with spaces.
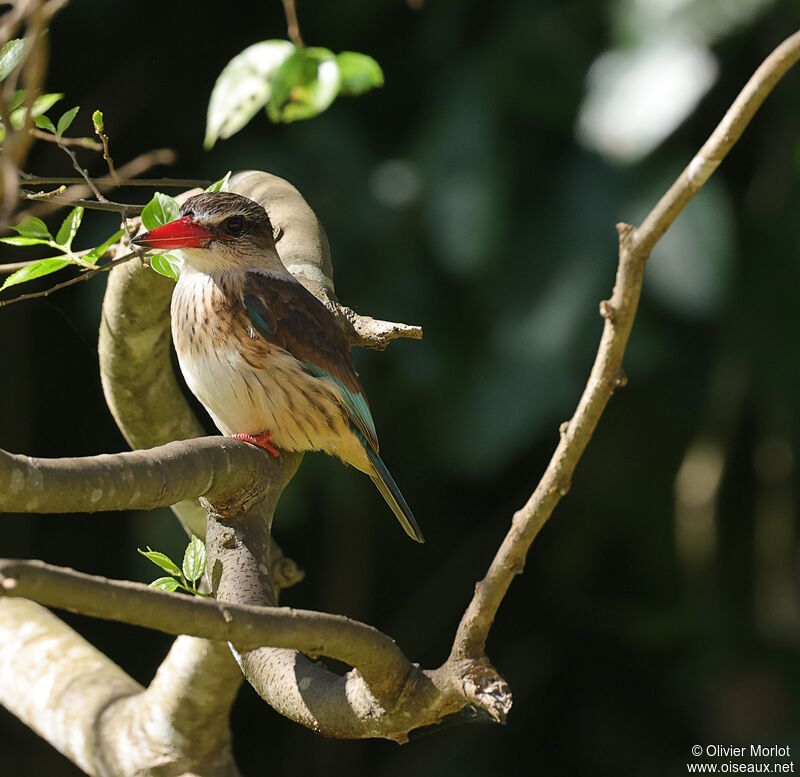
xmin=242 ymin=271 xmax=379 ymax=451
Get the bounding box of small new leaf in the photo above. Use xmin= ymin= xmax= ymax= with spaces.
xmin=56 ymin=105 xmax=79 ymax=135
xmin=56 ymin=206 xmax=84 ymax=248
xmin=182 ymin=535 xmax=207 ymax=584
xmin=34 ymin=114 xmax=56 ymax=134
xmin=0 ymin=257 xmax=71 ymax=292
xmin=336 ymin=51 xmax=384 ymax=96
xmin=83 ymin=229 xmax=124 ymax=265
xmin=141 ymin=192 xmax=180 ymax=231
xmin=137 ymin=547 xmax=182 ymax=577
xmin=149 ymin=253 xmax=181 ymax=281
xmin=206 ymin=170 xmax=232 ymax=193
xmin=0 ymin=39 xmax=24 ymax=82
xmin=92 ymin=109 xmax=104 ymax=132
xmin=149 ymin=576 xmax=180 ymax=592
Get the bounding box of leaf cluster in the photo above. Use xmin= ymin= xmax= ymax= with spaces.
xmin=204 ymin=41 xmax=383 ymax=148
xmin=138 ymin=536 xmax=210 ymax=596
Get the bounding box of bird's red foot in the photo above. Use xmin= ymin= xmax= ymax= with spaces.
xmin=232 ymin=431 xmax=280 ymax=458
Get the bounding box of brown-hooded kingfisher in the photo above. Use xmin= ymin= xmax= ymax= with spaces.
xmin=133 ymin=192 xmax=423 ymax=543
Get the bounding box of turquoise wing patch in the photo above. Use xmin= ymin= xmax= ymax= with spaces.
xmin=303 ymin=360 xmax=378 ymax=452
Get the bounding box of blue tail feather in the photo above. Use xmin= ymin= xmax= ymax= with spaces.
xmin=354 ymin=429 xmax=424 ymax=543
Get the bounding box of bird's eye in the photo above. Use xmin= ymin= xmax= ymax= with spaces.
xmin=223 ymin=216 xmax=247 ymax=237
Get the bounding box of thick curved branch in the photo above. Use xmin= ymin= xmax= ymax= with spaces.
xmin=0 ymin=559 xmax=412 ymax=676
xmin=450 ymin=28 xmax=800 ymax=660
xmin=0 ymin=437 xmax=280 ymax=514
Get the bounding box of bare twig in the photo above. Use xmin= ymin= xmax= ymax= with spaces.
xmin=30 ymin=129 xmax=102 ymax=150
xmin=450 ymin=27 xmax=800 ymax=661
xmin=55 ymin=138 xmax=107 ymax=202
xmin=281 ymin=0 xmax=304 ymax=47
xmin=17 ymin=189 xmax=142 ymax=212
xmin=16 ymin=148 xmax=178 ymax=221
xmin=15 ymin=183 xmax=65 ymax=200
xmin=19 ymin=174 xmax=209 ymax=188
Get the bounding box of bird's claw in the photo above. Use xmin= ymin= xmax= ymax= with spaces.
xmin=232 ymin=431 xmax=280 ymax=458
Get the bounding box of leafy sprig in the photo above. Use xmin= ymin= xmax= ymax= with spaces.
xmin=0 ymin=208 xmax=123 ymax=291
xmin=138 ymin=535 xmax=210 ymax=596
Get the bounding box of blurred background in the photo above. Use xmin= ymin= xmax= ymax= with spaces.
xmin=2 ymin=0 xmax=800 ymax=774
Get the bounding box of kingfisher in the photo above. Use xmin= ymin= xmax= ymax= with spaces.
xmin=132 ymin=192 xmax=423 ymax=543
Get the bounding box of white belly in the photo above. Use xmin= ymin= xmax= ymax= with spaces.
xmin=171 ymin=277 xmax=368 ymax=471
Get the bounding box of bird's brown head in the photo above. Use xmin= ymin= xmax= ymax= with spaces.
xmin=133 ymin=192 xmax=281 ymax=273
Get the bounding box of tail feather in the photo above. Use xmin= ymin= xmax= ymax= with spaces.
xmin=357 ymin=431 xmax=424 ymax=543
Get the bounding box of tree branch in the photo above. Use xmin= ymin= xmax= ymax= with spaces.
xmin=449 ymin=27 xmax=800 ymax=661
xmin=0 ymin=559 xmax=412 ymax=671
xmin=0 ymin=599 xmax=241 ymax=776
xmin=0 ymin=436 xmax=283 ymax=514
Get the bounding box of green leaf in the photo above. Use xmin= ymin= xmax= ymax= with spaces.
xmin=56 ymin=105 xmax=79 ymax=135
xmin=0 ymin=236 xmax=51 ymax=246
xmin=92 ymin=109 xmax=104 ymax=132
xmin=55 ymin=206 xmax=84 ymax=248
xmin=141 ymin=192 xmax=180 ymax=230
xmin=182 ymin=535 xmax=206 ymax=583
xmin=137 ymin=547 xmax=182 ymax=576
xmin=34 ymin=114 xmax=56 ymax=134
xmin=149 ymin=576 xmax=180 ymax=592
xmin=204 ymin=39 xmax=295 ymax=149
xmin=0 ymin=257 xmax=71 ymax=292
xmin=267 ymin=47 xmax=341 ymax=124
xmin=8 ymin=89 xmax=26 ymax=112
xmin=33 ymin=93 xmax=64 ymax=117
xmin=0 ymin=39 xmax=24 ymax=82
xmin=83 ymin=228 xmax=124 ymax=265
xmin=206 ymin=170 xmax=232 ymax=193
xmin=149 ymin=253 xmax=181 ymax=281
xmin=12 ymin=216 xmax=52 ymax=240
xmin=336 ymin=51 xmax=384 ymax=96
xmin=14 ymin=92 xmax=65 ymax=129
